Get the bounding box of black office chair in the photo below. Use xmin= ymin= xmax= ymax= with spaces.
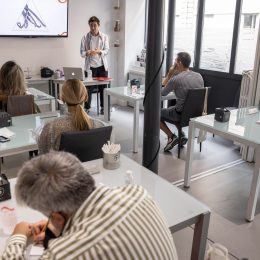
xmin=59 ymin=125 xmax=112 ymax=162
xmin=167 ymin=88 xmax=207 ymax=158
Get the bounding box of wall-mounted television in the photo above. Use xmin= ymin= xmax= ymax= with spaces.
xmin=0 ymin=0 xmax=68 ymax=37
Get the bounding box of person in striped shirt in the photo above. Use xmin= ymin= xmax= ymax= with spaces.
xmin=1 ymin=152 xmax=178 ymax=260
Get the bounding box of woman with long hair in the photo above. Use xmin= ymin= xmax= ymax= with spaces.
xmin=0 ymin=61 xmax=26 ymax=95
xmin=38 ymin=79 xmax=104 ymax=153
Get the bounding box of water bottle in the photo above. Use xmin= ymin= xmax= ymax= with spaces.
xmin=87 ymin=70 xmax=92 ymax=80
xmin=125 ymin=170 xmax=133 ymax=185
xmin=127 ymin=79 xmax=131 ymax=88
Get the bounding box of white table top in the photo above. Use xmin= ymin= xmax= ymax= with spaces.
xmin=105 ymin=85 xmax=176 ymax=102
xmin=0 ymin=155 xmax=210 ymax=258
xmin=25 ymin=75 xmax=51 ymax=85
xmin=84 ymin=155 xmax=210 ymax=227
xmin=191 ymin=107 xmax=260 ymax=146
xmin=0 ymin=112 xmax=59 ymax=157
xmin=27 ymin=88 xmax=55 ymax=101
xmin=52 ymin=77 xmax=112 ymax=86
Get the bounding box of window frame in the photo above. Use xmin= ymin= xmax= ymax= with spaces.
xmin=161 ymin=0 xmax=250 ymax=77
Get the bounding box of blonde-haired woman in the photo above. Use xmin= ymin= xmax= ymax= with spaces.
xmin=38 ymin=79 xmax=104 ymax=153
xmin=0 ymin=61 xmax=26 ymax=95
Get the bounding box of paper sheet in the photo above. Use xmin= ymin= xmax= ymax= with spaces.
xmin=0 ymin=127 xmax=15 ymax=138
xmin=30 ymin=245 xmax=44 ymax=256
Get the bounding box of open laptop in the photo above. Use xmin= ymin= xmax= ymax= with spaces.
xmin=63 ymin=67 xmax=84 ymax=81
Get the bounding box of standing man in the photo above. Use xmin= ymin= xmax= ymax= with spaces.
xmin=161 ymin=52 xmax=204 ymax=152
xmin=80 ymin=16 xmax=109 ymax=114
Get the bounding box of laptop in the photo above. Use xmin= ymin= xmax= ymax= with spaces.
xmin=63 ymin=67 xmax=84 ymax=81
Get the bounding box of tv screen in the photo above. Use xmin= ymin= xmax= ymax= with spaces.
xmin=0 ymin=0 xmax=68 ymax=37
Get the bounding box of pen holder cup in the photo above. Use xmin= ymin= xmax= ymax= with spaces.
xmin=103 ymin=151 xmax=120 ymax=170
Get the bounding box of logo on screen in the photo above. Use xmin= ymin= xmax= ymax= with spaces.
xmin=15 ymin=2 xmax=46 ymax=31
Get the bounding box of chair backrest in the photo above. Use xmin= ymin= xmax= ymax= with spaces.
xmin=0 ymin=94 xmax=8 ymax=112
xmin=7 ymin=95 xmax=35 ymax=116
xmin=59 ymin=125 xmax=113 ymax=162
xmin=180 ymin=88 xmax=207 ymax=127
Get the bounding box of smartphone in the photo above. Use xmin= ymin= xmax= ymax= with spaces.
xmin=0 ymin=136 xmax=10 ymax=143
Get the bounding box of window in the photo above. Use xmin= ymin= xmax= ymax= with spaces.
xmin=173 ymin=0 xmax=198 ymax=66
xmin=200 ymin=0 xmax=236 ymax=72
xmin=243 ymin=14 xmax=257 ymax=29
xmin=147 ymin=0 xmax=260 ymax=75
xmin=235 ymin=0 xmax=260 ymax=74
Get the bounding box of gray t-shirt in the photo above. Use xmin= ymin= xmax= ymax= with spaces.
xmin=161 ymin=70 xmax=204 ymax=112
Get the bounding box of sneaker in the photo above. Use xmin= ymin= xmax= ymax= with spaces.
xmin=100 ymin=108 xmax=104 ymax=115
xmin=164 ymin=134 xmax=178 ymax=152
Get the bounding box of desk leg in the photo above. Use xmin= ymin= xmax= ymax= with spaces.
xmin=191 ymin=211 xmax=210 ymax=260
xmin=51 ymin=99 xmax=56 ymax=112
xmin=54 ymin=83 xmax=58 ymax=99
xmin=246 ymin=146 xmax=260 ymax=221
xmin=48 ymin=79 xmax=52 ymax=95
xmin=133 ymin=101 xmax=140 ymax=153
xmin=104 ymin=90 xmax=110 ymax=122
xmin=184 ymin=120 xmax=196 ymax=187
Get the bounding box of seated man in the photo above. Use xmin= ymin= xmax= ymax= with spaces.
xmin=161 ymin=52 xmax=204 ymax=152
xmin=1 ymin=152 xmax=178 ymax=259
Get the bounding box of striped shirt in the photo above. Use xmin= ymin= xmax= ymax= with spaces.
xmin=1 ymin=185 xmax=178 ymax=260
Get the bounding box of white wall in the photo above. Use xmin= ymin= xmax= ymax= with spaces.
xmin=121 ymin=0 xmax=146 ymax=85
xmin=0 ymin=0 xmax=146 ymax=88
xmin=0 ymin=1 xmax=113 ymax=83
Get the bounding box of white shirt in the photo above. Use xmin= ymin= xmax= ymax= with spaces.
xmin=89 ymin=35 xmax=103 ymax=68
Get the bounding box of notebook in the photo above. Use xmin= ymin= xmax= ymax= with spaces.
xmin=63 ymin=67 xmax=84 ymax=81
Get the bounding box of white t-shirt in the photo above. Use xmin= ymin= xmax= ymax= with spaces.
xmin=89 ymin=35 xmax=103 ymax=68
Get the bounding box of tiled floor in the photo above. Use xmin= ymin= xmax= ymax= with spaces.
xmin=3 ymin=105 xmax=260 ymax=259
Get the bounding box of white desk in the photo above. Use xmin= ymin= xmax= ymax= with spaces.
xmin=0 ymin=155 xmax=210 ymax=260
xmin=26 ymin=76 xmax=52 ymax=95
xmin=52 ymin=77 xmax=112 ymax=99
xmin=0 ymin=112 xmax=58 ymax=158
xmin=28 ymin=88 xmax=56 ymax=112
xmin=104 ymin=86 xmax=176 ymax=152
xmin=184 ymin=107 xmax=260 ymax=221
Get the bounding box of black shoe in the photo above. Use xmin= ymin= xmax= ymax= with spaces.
xmin=181 ymin=137 xmax=188 ymax=146
xmin=100 ymin=108 xmax=104 ymax=115
xmin=164 ymin=134 xmax=178 ymax=152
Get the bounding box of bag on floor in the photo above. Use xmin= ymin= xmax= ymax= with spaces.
xmin=205 ymin=243 xmax=230 ymax=260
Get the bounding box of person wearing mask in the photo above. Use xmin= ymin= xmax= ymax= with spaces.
xmin=161 ymin=52 xmax=204 ymax=152
xmin=80 ymin=16 xmax=109 ymax=114
xmin=1 ymin=151 xmax=178 ymax=259
xmin=37 ymin=79 xmax=104 ymax=153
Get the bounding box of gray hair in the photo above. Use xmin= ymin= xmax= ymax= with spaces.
xmin=15 ymin=151 xmax=95 ymax=216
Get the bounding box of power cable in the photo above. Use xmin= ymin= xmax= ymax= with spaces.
xmin=143 ymin=49 xmax=165 ymax=168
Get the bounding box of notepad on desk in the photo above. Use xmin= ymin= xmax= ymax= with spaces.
xmin=0 ymin=127 xmax=15 ymax=138
xmin=30 ymin=245 xmax=44 ymax=256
